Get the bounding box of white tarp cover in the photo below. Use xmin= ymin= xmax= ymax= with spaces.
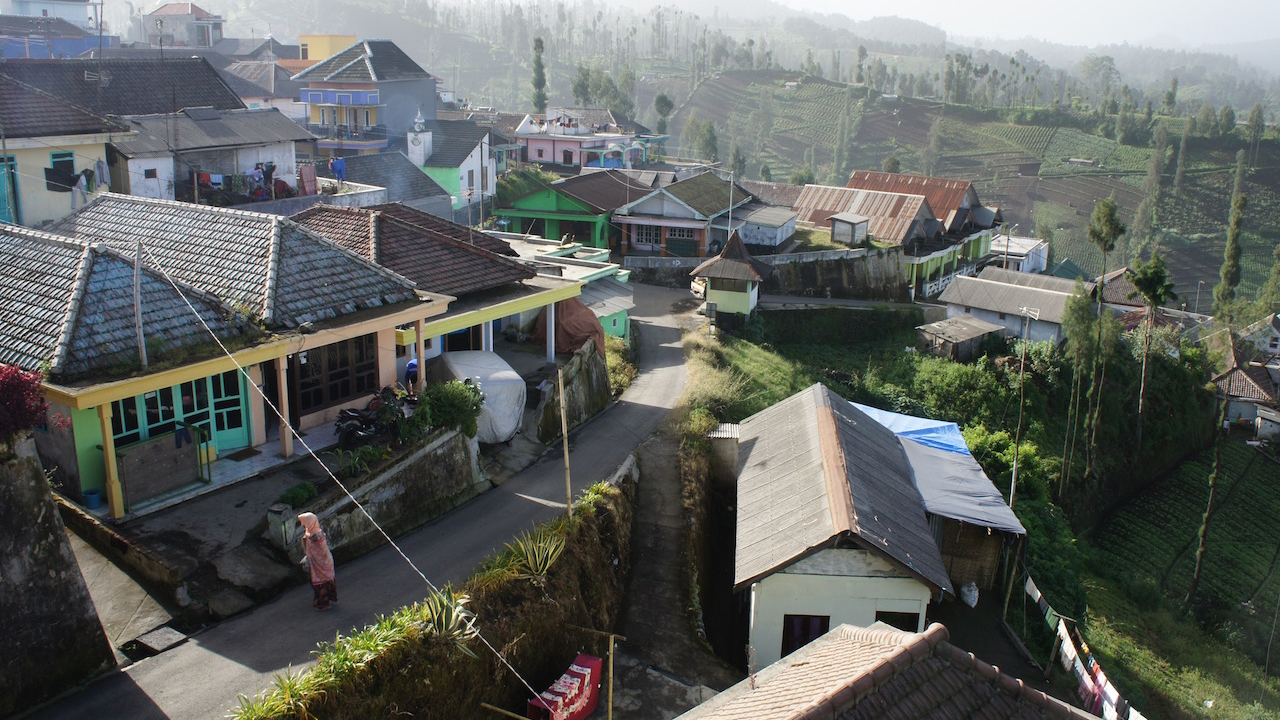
xmin=432 ymin=351 xmax=526 ymax=444
xmin=854 ymin=403 xmax=1026 ymax=535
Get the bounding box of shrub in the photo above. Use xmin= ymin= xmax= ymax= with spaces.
xmin=0 ymin=364 xmax=46 ymax=444
xmin=425 ymin=380 xmax=485 ymax=437
xmin=276 ymin=482 xmax=318 ymax=508
xmin=604 ymin=335 xmax=636 ymax=397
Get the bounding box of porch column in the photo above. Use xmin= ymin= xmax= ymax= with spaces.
xmin=414 ymin=318 xmax=426 ymax=393
xmin=482 ymin=321 xmax=494 ymax=351
xmin=660 ymin=226 xmax=668 ymax=257
xmin=276 ymin=356 xmax=293 ymax=458
xmin=546 ymin=302 xmax=557 ymax=364
xmin=96 ymin=403 xmax=125 ymax=519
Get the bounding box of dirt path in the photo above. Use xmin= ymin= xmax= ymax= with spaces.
xmin=612 ymin=431 xmax=743 ymax=720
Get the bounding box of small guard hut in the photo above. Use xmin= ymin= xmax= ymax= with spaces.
xmin=690 ymin=232 xmax=772 ymax=316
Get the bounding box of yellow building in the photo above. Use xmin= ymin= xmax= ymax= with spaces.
xmin=690 ymin=232 xmax=772 ymax=316
xmin=0 ymin=75 xmax=130 ymax=227
xmin=299 ymin=34 xmax=356 ymax=62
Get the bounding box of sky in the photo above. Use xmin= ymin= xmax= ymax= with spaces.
xmin=783 ymin=0 xmax=1280 ymax=50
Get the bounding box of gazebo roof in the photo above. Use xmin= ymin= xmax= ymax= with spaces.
xmin=690 ymin=232 xmax=772 ymax=282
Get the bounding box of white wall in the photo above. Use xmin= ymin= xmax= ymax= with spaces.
xmin=452 ymin=133 xmax=496 ymax=205
xmin=747 ymin=548 xmax=931 ymax=668
xmin=627 ymin=192 xmax=695 ymax=219
xmin=123 ymin=157 xmax=176 ymax=200
xmin=946 ymin=304 xmax=1062 ymax=343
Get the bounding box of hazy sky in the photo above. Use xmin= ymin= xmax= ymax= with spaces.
xmin=785 ymin=0 xmax=1279 ymax=49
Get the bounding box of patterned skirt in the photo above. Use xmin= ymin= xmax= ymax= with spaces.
xmin=312 ymin=580 xmax=338 ymax=610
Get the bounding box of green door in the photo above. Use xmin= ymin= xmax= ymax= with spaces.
xmin=210 ymin=370 xmax=251 ymax=451
xmin=0 ymin=157 xmax=16 ymax=224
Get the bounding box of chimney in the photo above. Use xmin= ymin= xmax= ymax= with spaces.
xmin=407 ymin=107 xmax=433 ymax=166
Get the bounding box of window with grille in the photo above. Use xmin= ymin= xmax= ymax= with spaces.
xmin=667 ymin=226 xmax=695 ymax=240
xmin=633 ymin=225 xmax=660 ymax=244
xmin=295 ymin=334 xmax=379 ymax=414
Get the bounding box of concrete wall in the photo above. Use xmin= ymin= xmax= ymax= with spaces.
xmin=402 ymin=194 xmax=455 ymax=220
xmin=120 ymin=156 xmax=176 ymax=199
xmin=763 ymin=246 xmax=907 ymax=301
xmin=536 ymin=338 xmax=611 ymax=443
xmin=747 ymin=547 xmax=931 ymax=668
xmin=946 ymin=304 xmax=1062 ymax=343
xmin=274 ymin=428 xmax=488 ymax=562
xmin=0 ymin=437 xmax=115 ymax=716
xmin=7 ymin=142 xmax=110 ymax=227
xmin=232 ymin=181 xmax=388 ymax=215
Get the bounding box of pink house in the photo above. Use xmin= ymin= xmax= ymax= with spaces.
xmin=513 ymin=107 xmax=660 ymax=169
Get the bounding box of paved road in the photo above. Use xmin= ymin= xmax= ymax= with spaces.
xmin=29 ymin=283 xmax=691 ymax=720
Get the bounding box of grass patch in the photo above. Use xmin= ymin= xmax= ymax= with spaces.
xmin=1083 ymin=574 xmax=1280 ymax=719
xmin=605 ymin=334 xmax=636 ymax=398
xmin=790 ymin=226 xmax=842 ymax=251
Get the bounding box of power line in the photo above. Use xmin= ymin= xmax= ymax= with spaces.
xmin=135 ymin=241 xmax=547 ymax=703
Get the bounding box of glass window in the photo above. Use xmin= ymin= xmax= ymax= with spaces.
xmin=633 ymin=225 xmax=660 ymax=244
xmin=51 ymin=151 xmax=74 ymax=176
xmin=667 ymin=226 xmax=695 ymax=240
xmin=781 ymin=614 xmax=830 ymax=657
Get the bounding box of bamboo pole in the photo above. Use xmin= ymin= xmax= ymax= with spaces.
xmin=479 ymin=702 xmax=527 ymax=720
xmin=558 ymin=367 xmax=572 ymax=519
xmin=568 ymin=625 xmax=627 ymax=720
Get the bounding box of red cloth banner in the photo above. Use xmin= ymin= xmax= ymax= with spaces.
xmin=526 ymin=654 xmax=603 ymax=720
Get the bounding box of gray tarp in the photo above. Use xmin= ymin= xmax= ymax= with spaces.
xmin=898 ymin=437 xmax=1026 ymax=535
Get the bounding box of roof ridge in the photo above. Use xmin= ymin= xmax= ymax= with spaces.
xmin=815 ymin=386 xmax=856 ymax=535
xmin=0 ymin=222 xmax=92 ymax=251
xmin=286 ymin=217 xmax=421 ymax=291
xmin=262 ymin=218 xmax=282 ymax=324
xmin=380 ymin=213 xmax=532 ymax=273
xmin=794 ymin=624 xmax=951 ymax=720
xmin=52 ymin=244 xmax=96 ymax=374
xmin=93 ymin=192 xmax=281 ymax=223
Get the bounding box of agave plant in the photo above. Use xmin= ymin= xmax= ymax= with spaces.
xmin=507 ymin=526 xmax=566 ymax=584
xmin=415 ymin=587 xmax=480 ymax=658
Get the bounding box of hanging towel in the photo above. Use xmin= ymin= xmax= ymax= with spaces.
xmin=209 ymin=173 xmax=223 ymax=187
xmin=71 ymin=173 xmax=88 ymax=208
xmin=81 ymin=168 xmax=96 ymax=193
xmin=95 ymin=159 xmax=110 ymax=188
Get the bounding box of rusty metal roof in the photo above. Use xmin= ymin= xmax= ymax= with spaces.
xmin=794 ymin=185 xmax=932 ymax=244
xmin=846 ymin=170 xmax=975 ymax=230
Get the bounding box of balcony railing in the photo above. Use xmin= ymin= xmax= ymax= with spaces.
xmin=306 ymin=124 xmax=388 ymax=143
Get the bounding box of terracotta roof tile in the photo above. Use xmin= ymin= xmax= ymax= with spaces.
xmin=367 ymin=202 xmax=517 ymax=257
xmin=292 ymin=204 xmax=535 ymax=298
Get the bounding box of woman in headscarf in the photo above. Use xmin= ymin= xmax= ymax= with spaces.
xmin=298 ymin=512 xmax=337 ymax=610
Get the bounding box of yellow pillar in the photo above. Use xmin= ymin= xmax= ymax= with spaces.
xmin=96 ymin=403 xmax=125 ymax=518
xmin=277 ymin=357 xmax=293 ymax=458
xmin=414 ymin=318 xmax=426 ymax=393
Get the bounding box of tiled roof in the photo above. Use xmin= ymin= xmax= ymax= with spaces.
xmin=0 ymin=58 xmax=245 ymax=116
xmin=221 ymin=60 xmax=301 ymax=97
xmin=0 ymin=74 xmax=125 ymax=139
xmin=77 ymin=47 xmax=233 ymax=69
xmin=291 ymin=40 xmax=431 ymax=83
xmin=314 ymin=152 xmax=448 ymax=202
xmin=147 ymin=2 xmax=217 ymax=17
xmin=739 ymin=179 xmax=804 ymax=208
xmin=676 ymin=623 xmax=1101 ymax=720
xmin=1047 ymin=258 xmax=1089 ymax=280
xmin=212 ymin=37 xmax=300 ymax=60
xmin=414 ymin=120 xmax=489 ymax=168
xmin=0 ymin=224 xmax=243 ymax=378
xmin=536 ymin=170 xmax=653 ymax=214
xmin=692 ymin=233 xmax=772 ymax=282
xmin=846 ymin=170 xmax=976 ymax=230
xmin=367 ymin=202 xmax=517 ymax=257
xmin=436 ymin=109 xmax=529 ymax=137
xmin=1117 ymin=307 xmax=1181 ymax=332
xmin=734 ymin=384 xmax=952 ymax=596
xmin=577 ymin=167 xmax=678 ymax=188
xmin=1097 ymin=267 xmax=1142 ymax=306
xmin=291 ymin=204 xmax=534 ymax=298
xmin=49 ymin=194 xmax=419 ymax=328
xmin=1215 ymin=365 xmax=1277 ymax=404
xmin=113 ymin=108 xmax=314 ymax=156
xmin=794 ymin=185 xmax=931 ymax=244
xmin=663 ymin=171 xmax=751 ymax=218
xmin=0 ymin=16 xmax=88 ymax=37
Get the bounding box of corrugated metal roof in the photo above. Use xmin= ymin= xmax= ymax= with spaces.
xmin=978 ymin=266 xmax=1093 ymax=294
xmin=917 ymin=315 xmax=1004 ymax=344
xmin=113 ymin=108 xmax=314 ymax=156
xmin=708 ymin=423 xmax=739 ymax=440
xmin=736 ymin=201 xmax=796 ymax=228
xmin=794 ymin=185 xmax=931 ymax=244
xmin=938 ymin=276 xmax=1075 ymax=325
xmin=578 ymin=277 xmax=635 ymax=317
xmin=734 ymin=383 xmax=952 ymax=596
xmin=846 ymin=170 xmax=975 ymax=230
xmin=830 ymin=211 xmax=870 ymax=225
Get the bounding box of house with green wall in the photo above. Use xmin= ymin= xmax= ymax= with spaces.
xmin=691 ymin=232 xmax=773 ymax=316
xmin=494 ymin=169 xmax=653 ymax=249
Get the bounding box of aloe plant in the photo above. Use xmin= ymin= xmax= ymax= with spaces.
xmin=414 ymin=587 xmax=480 ymax=658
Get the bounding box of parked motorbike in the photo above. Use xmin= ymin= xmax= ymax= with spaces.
xmin=335 ymin=387 xmax=409 ymax=450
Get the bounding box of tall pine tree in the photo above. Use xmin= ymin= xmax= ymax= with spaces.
xmin=531 ymin=37 xmax=548 ymax=113
xmin=1213 ymin=193 xmax=1248 ymax=323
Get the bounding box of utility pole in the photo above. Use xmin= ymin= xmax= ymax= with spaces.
xmin=1009 ymin=306 xmax=1039 ymax=510
xmin=134 ymin=240 xmax=148 ymax=368
xmin=558 ymin=366 xmax=572 ymax=519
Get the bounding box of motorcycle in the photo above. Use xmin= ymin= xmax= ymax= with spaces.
xmin=335 ymin=387 xmax=409 ymax=450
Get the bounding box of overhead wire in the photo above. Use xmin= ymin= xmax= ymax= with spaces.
xmin=134 ymin=240 xmax=547 ymax=703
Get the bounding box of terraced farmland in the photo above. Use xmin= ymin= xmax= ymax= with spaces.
xmin=1094 ymin=441 xmax=1280 ymax=664
xmin=979 ymin=123 xmax=1057 ymax=155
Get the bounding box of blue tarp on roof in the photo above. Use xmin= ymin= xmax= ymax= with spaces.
xmin=853 ymin=402 xmax=970 ymax=455
xmin=854 ymin=402 xmax=1026 ymax=535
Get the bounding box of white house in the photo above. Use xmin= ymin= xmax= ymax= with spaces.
xmin=2 ymin=0 xmax=93 ymax=28
xmin=1242 ymin=315 xmax=1280 ymax=357
xmin=407 ymin=117 xmax=497 ymax=222
xmin=109 ymin=108 xmax=314 ymax=203
xmin=829 ymin=211 xmax=869 ymax=245
xmin=732 ymin=384 xmax=952 ymax=667
xmin=938 ymin=267 xmax=1095 ymax=343
xmin=989 ymin=234 xmax=1049 ymax=273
